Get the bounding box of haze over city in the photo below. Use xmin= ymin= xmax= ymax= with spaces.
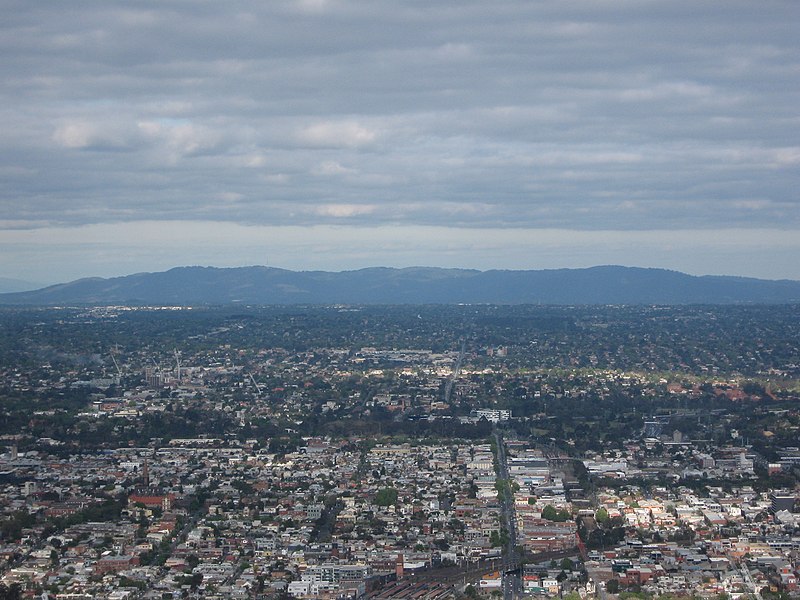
xmin=1 ymin=1 xmax=798 ymax=284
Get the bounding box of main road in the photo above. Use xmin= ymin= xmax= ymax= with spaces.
xmin=494 ymin=428 xmax=521 ymax=600
xmin=443 ymin=338 xmax=466 ymax=405
xmin=739 ymin=562 xmax=763 ymax=600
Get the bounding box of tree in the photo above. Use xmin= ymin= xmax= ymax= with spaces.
xmin=489 ymin=530 xmax=499 ymax=547
xmin=605 ymin=579 xmax=620 ymax=594
xmin=596 ymin=507 xmax=609 ymax=524
xmin=0 ymin=511 xmax=35 ymax=541
xmin=0 ymin=583 xmax=22 ymax=600
xmin=375 ymin=487 xmax=398 ymax=507
xmin=742 ymin=381 xmax=765 ymax=396
xmin=542 ymin=504 xmax=571 ymax=522
xmin=542 ymin=504 xmax=558 ymax=521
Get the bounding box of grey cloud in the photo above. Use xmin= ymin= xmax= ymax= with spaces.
xmin=0 ymin=0 xmax=798 ymax=234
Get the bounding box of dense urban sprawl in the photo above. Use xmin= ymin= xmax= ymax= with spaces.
xmin=1 ymin=304 xmax=799 ymax=599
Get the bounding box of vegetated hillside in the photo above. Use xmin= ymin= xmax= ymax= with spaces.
xmin=0 ymin=265 xmax=799 ymax=305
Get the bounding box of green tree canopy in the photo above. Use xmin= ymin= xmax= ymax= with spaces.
xmin=375 ymin=487 xmax=398 ymax=507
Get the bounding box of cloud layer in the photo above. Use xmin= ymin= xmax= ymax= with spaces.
xmin=1 ymin=1 xmax=798 ymax=280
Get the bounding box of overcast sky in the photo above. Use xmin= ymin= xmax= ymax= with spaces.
xmin=1 ymin=0 xmax=799 ymax=284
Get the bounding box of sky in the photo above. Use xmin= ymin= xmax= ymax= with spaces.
xmin=1 ymin=0 xmax=799 ymax=285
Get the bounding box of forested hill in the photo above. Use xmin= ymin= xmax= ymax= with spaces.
xmin=1 ymin=265 xmax=799 ymax=305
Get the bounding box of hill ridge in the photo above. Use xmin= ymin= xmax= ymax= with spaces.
xmin=1 ymin=265 xmax=798 ymax=305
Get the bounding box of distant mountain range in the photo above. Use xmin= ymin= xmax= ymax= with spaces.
xmin=0 ymin=265 xmax=798 ymax=305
